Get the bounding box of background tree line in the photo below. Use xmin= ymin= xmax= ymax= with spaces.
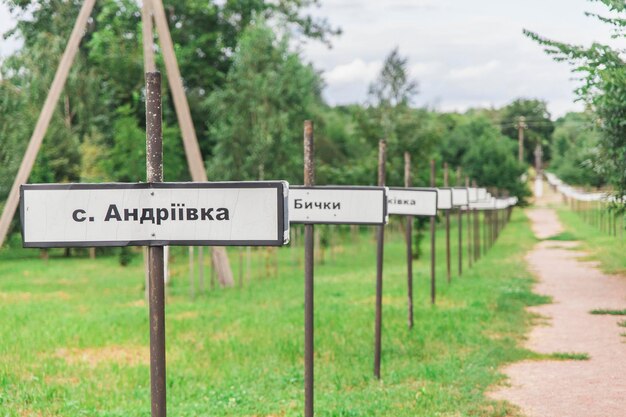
xmin=1 ymin=0 xmax=618 ymax=238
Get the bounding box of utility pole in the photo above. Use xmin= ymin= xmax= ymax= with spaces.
xmin=517 ymin=116 xmax=527 ymax=163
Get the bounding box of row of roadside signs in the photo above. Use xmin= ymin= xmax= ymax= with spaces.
xmin=545 ymin=172 xmax=625 ymax=203
xmin=20 ymin=183 xmax=515 ymax=248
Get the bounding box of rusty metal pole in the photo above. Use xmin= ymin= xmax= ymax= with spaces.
xmin=465 ymin=177 xmax=472 ymax=269
xmin=456 ymin=167 xmax=463 ymax=276
xmin=374 ymin=139 xmax=386 ymax=379
xmin=430 ymin=160 xmax=436 ymax=304
xmin=146 ymin=71 xmax=166 ymax=417
xmin=404 ymin=152 xmax=413 ymax=329
xmin=444 ymin=163 xmax=451 ymax=283
xmin=472 ymin=180 xmax=480 ymax=261
xmin=303 ymin=121 xmax=315 ymax=417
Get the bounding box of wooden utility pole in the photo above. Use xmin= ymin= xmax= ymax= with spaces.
xmin=150 ymin=0 xmax=234 ymax=286
xmin=0 ymin=0 xmax=97 ymax=246
xmin=517 ymin=116 xmax=527 ymax=163
xmin=0 ymin=0 xmax=234 ymax=286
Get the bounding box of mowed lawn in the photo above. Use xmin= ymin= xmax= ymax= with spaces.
xmin=0 ymin=210 xmax=542 ymax=416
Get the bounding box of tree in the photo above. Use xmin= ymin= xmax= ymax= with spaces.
xmin=357 ymin=48 xmax=437 ymax=187
xmin=462 ymin=129 xmax=529 ymax=201
xmin=499 ymin=98 xmax=554 ymax=165
xmin=550 ymin=112 xmax=604 ymax=187
xmin=367 ymin=47 xmax=419 ymax=140
xmin=525 ymin=0 xmax=626 ymax=196
xmin=205 ymin=21 xmax=323 ymax=184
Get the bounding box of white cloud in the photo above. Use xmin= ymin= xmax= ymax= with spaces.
xmin=447 ymin=60 xmax=501 ymax=80
xmin=324 ymin=59 xmax=382 ymax=85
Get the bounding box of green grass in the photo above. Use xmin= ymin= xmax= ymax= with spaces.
xmin=555 ymin=208 xmax=626 ymax=275
xmin=544 ymin=231 xmax=578 ymax=241
xmin=0 ymin=211 xmax=540 ymax=416
xmin=545 ymin=352 xmax=590 ymax=361
xmin=589 ymin=309 xmax=626 ymax=316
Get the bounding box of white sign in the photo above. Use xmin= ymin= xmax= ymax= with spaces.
xmin=437 ymin=188 xmax=453 ymax=210
xmin=469 ymin=198 xmax=496 ymax=210
xmin=452 ymin=188 xmax=469 ymax=206
xmin=289 ymin=186 xmax=387 ymax=225
xmin=20 ymin=182 xmax=289 ymax=247
xmin=468 ymin=187 xmax=479 ymax=203
xmin=387 ymin=188 xmax=438 ymax=217
xmin=477 ymin=188 xmax=487 ymax=200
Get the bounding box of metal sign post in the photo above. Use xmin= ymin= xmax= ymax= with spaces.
xmin=472 ymin=181 xmax=480 ymax=262
xmin=303 ymin=121 xmax=315 ymax=417
xmin=465 ymin=177 xmax=472 ymax=270
xmin=404 ymin=152 xmax=414 ymax=330
xmin=374 ymin=139 xmax=386 ymax=380
xmin=452 ymin=183 xmax=469 ymax=277
xmin=429 ymin=160 xmax=436 ymax=305
xmin=444 ymin=163 xmax=451 ymax=283
xmin=455 ymin=168 xmax=463 ymax=276
xmin=146 ymin=71 xmax=166 ymax=417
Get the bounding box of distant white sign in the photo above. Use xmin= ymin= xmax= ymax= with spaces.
xmin=387 ymin=188 xmax=438 ymax=217
xmin=469 ymin=198 xmax=496 ymax=210
xmin=452 ymin=188 xmax=469 ymax=206
xmin=477 ymin=188 xmax=488 ymax=200
xmin=289 ymin=186 xmax=387 ymax=225
xmin=437 ymin=188 xmax=453 ymax=210
xmin=21 ymin=182 xmax=289 ymax=247
xmin=468 ymin=188 xmax=479 ymax=203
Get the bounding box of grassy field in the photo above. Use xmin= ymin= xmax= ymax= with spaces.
xmin=555 ymin=207 xmax=626 ymax=275
xmin=0 ymin=210 xmax=543 ymax=416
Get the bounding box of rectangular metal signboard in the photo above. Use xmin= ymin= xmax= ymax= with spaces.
xmin=469 ymin=198 xmax=496 ymax=210
xmin=436 ymin=188 xmax=453 ymax=210
xmin=477 ymin=188 xmax=488 ymax=200
xmin=20 ymin=182 xmax=289 ymax=248
xmin=289 ymin=186 xmax=387 ymax=225
xmin=387 ymin=188 xmax=438 ymax=217
xmin=468 ymin=187 xmax=479 ymax=203
xmin=451 ymin=188 xmax=469 ymax=206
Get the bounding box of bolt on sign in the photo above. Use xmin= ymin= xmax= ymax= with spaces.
xmin=20 ymin=182 xmax=289 ymax=247
xmin=451 ymin=188 xmax=469 ymax=207
xmin=289 ymin=186 xmax=388 ymax=225
xmin=387 ymin=188 xmax=438 ymax=217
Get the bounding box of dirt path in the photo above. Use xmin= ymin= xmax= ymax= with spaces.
xmin=490 ymin=206 xmax=626 ymax=417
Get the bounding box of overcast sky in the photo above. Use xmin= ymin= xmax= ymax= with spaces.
xmin=1 ymin=0 xmax=623 ymax=118
xmin=301 ymin=0 xmax=625 ymax=117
